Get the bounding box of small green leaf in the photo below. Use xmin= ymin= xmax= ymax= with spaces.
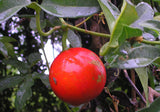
xmin=143 ymin=27 xmax=159 ymax=40
xmin=29 ymin=11 xmax=47 ymax=30
xmin=4 ymin=42 xmax=15 ymax=57
xmin=139 ymin=20 xmax=160 ymax=32
xmin=110 ymin=45 xmax=160 ymax=69
xmin=39 ymin=75 xmax=50 ymax=89
xmin=99 ymin=0 xmax=138 ymax=56
xmin=27 ymin=52 xmax=41 ymax=67
xmin=135 ymin=67 xmax=149 ymax=106
xmin=0 ymin=36 xmax=16 ymax=57
xmin=15 ymin=76 xmax=34 ymax=111
xmin=131 ymin=2 xmax=154 ymax=29
xmin=153 ymin=58 xmax=160 ymax=66
xmin=67 ymin=30 xmax=82 ymax=48
xmin=98 ymin=0 xmax=120 ymax=32
xmin=0 ymin=36 xmax=16 ymax=43
xmin=3 ymin=58 xmax=30 ymax=74
xmin=119 ymin=25 xmax=142 ymax=44
xmin=0 ymin=76 xmax=24 ymax=92
xmin=0 ymin=0 xmax=31 ymax=23
xmin=0 ymin=41 xmax=7 ymax=57
xmin=137 ymin=97 xmax=160 ymax=112
xmin=32 ymin=72 xmax=50 ymax=89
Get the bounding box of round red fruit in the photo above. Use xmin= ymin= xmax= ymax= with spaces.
xmin=49 ymin=47 xmax=106 ymax=106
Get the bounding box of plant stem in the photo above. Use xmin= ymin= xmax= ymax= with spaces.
xmin=75 ymin=15 xmax=93 ymax=27
xmin=134 ymin=36 xmax=160 ymax=45
xmin=35 ymin=9 xmax=61 ymax=36
xmin=59 ymin=18 xmax=111 ymax=38
xmin=131 ymin=69 xmax=138 ymax=110
xmin=62 ymin=30 xmax=68 ymax=51
xmin=36 ymin=10 xmax=110 ymax=38
xmin=40 ymin=36 xmax=50 ymax=70
xmin=131 ymin=69 xmax=136 ymax=102
xmin=141 ymin=39 xmax=160 ymax=45
xmin=123 ymin=69 xmax=146 ymax=105
xmin=104 ymin=87 xmax=119 ymax=112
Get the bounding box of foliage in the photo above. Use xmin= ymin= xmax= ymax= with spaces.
xmin=0 ymin=0 xmax=160 ymax=112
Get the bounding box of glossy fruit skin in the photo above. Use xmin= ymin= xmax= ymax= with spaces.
xmin=49 ymin=47 xmax=106 ymax=106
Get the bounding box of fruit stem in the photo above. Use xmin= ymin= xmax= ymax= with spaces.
xmin=59 ymin=18 xmax=111 ymax=38
xmin=62 ymin=30 xmax=68 ymax=51
xmin=35 ymin=8 xmax=61 ymax=36
xmin=40 ymin=36 xmax=50 ymax=70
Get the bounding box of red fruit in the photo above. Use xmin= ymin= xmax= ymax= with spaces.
xmin=49 ymin=47 xmax=106 ymax=106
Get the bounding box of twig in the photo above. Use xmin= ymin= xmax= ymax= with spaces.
xmin=141 ymin=39 xmax=160 ymax=45
xmin=131 ymin=69 xmax=137 ymax=102
xmin=123 ymin=69 xmax=146 ymax=104
xmin=75 ymin=16 xmax=93 ymax=27
xmin=40 ymin=36 xmax=50 ymax=70
xmin=35 ymin=8 xmax=61 ymax=36
xmin=104 ymin=87 xmax=119 ymax=112
xmin=134 ymin=36 xmax=160 ymax=45
xmin=59 ymin=18 xmax=111 ymax=38
xmin=131 ymin=69 xmax=138 ymax=110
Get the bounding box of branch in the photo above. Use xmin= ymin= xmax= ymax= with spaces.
xmin=123 ymin=69 xmax=146 ymax=104
xmin=104 ymin=87 xmax=119 ymax=112
xmin=35 ymin=9 xmax=61 ymax=36
xmin=75 ymin=15 xmax=93 ymax=27
xmin=141 ymin=39 xmax=160 ymax=45
xmin=59 ymin=18 xmax=111 ymax=38
xmin=40 ymin=36 xmax=50 ymax=70
xmin=134 ymin=36 xmax=160 ymax=45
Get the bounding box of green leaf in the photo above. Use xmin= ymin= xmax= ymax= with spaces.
xmin=99 ymin=0 xmax=138 ymax=56
xmin=143 ymin=27 xmax=159 ymax=40
xmin=0 ymin=36 xmax=16 ymax=43
xmin=29 ymin=11 xmax=47 ymax=30
xmin=131 ymin=2 xmax=154 ymax=29
xmin=104 ymin=26 xmax=142 ymax=63
xmin=137 ymin=97 xmax=160 ymax=112
xmin=27 ymin=52 xmax=41 ymax=67
xmin=15 ymin=76 xmax=34 ymax=111
xmin=0 ymin=36 xmax=16 ymax=57
xmin=39 ymin=74 xmax=50 ymax=89
xmin=28 ymin=0 xmax=99 ymax=18
xmin=139 ymin=20 xmax=160 ymax=32
xmin=135 ymin=67 xmax=149 ymax=106
xmin=4 ymin=42 xmax=15 ymax=57
xmin=118 ymin=25 xmax=142 ymax=44
xmin=110 ymin=45 xmax=160 ymax=69
xmin=67 ymin=30 xmax=82 ymax=48
xmin=0 ymin=0 xmax=31 ymax=23
xmin=98 ymin=0 xmax=120 ymax=32
xmin=3 ymin=58 xmax=30 ymax=74
xmin=0 ymin=41 xmax=7 ymax=57
xmin=0 ymin=76 xmax=24 ymax=92
xmin=0 ymin=42 xmax=15 ymax=57
xmin=32 ymin=72 xmax=50 ymax=89
xmin=153 ymin=58 xmax=160 ymax=66
xmin=30 ymin=17 xmax=47 ymax=31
